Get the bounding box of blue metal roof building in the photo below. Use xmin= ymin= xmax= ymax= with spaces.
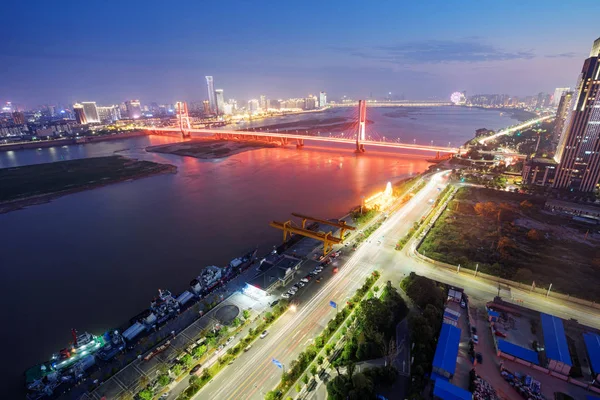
xmin=433 ymin=378 xmax=472 ymax=400
xmin=540 ymin=313 xmax=572 ymax=374
xmin=497 ymin=339 xmax=539 ymax=365
xmin=432 ymin=323 xmax=461 ymax=379
xmin=584 ymin=333 xmax=600 ymax=380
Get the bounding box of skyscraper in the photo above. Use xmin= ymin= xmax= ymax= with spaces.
xmin=319 ymin=91 xmax=327 ymax=108
xmin=98 ymin=106 xmax=121 ymax=123
xmin=260 ymin=95 xmax=267 ymax=111
xmin=248 ymin=99 xmax=260 ymax=113
xmin=12 ymin=111 xmax=25 ymax=125
xmin=206 ymin=76 xmax=216 ymax=112
xmin=202 ymin=100 xmax=211 ymax=115
xmin=81 ymin=102 xmax=99 ymax=123
xmin=552 ymin=91 xmax=573 ymax=144
xmin=73 ymin=103 xmax=88 ymax=124
xmin=552 ymin=87 xmax=571 ymax=107
xmin=215 ymin=89 xmax=225 ymax=115
xmin=125 ymin=100 xmax=142 ymax=119
xmin=553 ymin=37 xmax=600 ymax=192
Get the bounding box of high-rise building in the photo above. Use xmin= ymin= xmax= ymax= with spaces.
xmin=206 ymin=76 xmax=216 ymax=112
xmin=248 ymin=99 xmax=260 ymax=113
xmin=81 ymin=102 xmax=99 ymax=123
xmin=260 ymin=95 xmax=267 ymax=111
xmin=125 ymin=100 xmax=142 ymax=119
xmin=215 ymin=89 xmax=225 ymax=115
xmin=552 ymin=92 xmax=574 ymax=144
xmin=73 ymin=103 xmax=88 ymax=124
xmin=319 ymin=91 xmax=327 ymax=108
xmin=304 ymin=96 xmax=316 ymax=110
xmin=553 ymin=37 xmax=600 ymax=192
xmin=97 ymin=106 xmax=121 ymax=123
xmin=202 ymin=100 xmax=211 ymax=115
xmin=12 ymin=111 xmax=25 ymax=125
xmin=552 ymin=87 xmax=571 ymax=107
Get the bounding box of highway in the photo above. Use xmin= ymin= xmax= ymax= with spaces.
xmin=477 ymin=114 xmax=554 ymax=144
xmin=188 ymin=170 xmax=600 ymax=400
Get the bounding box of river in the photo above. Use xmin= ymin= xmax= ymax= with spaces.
xmin=0 ymin=106 xmax=515 ymax=396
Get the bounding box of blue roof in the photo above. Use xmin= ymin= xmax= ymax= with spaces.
xmin=586 ymin=396 xmax=600 ymax=400
xmin=433 ymin=378 xmax=472 ymax=400
xmin=497 ymin=339 xmax=539 ymax=365
xmin=488 ymin=310 xmax=499 ymax=317
xmin=584 ymin=333 xmax=600 ymax=375
xmin=433 ymin=323 xmax=461 ymax=375
xmin=540 ymin=313 xmax=572 ymax=366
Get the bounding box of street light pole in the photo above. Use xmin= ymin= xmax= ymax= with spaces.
xmin=546 ymin=283 xmax=552 ymax=297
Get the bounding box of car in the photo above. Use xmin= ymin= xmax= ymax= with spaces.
xmin=304 ymin=274 xmax=312 ymax=281
xmin=475 ymin=352 xmax=483 ymax=363
xmin=244 ymin=345 xmax=252 ymax=352
xmin=316 ymin=278 xmax=321 ymax=283
xmin=159 ymin=392 xmax=170 ymax=400
xmin=460 ymin=300 xmax=466 ymax=308
xmin=288 ymin=286 xmax=298 ymax=293
xmin=300 ymin=277 xmax=309 ymax=283
xmin=333 ymin=267 xmax=339 ymax=273
xmin=472 ymin=335 xmax=479 ymax=344
xmin=297 ymin=281 xmax=305 ymax=287
xmin=217 ymin=344 xmax=224 ymax=352
xmin=307 ymin=379 xmax=317 ymax=391
xmin=281 ymin=292 xmax=291 ymax=299
xmin=270 ymin=300 xmax=280 ymax=307
xmin=226 ymin=336 xmax=234 ymax=344
xmin=291 ymin=284 xmax=299 ymax=290
xmin=332 ymin=251 xmax=340 ymax=258
xmin=286 ymin=290 xmax=295 ymax=296
xmin=471 ymin=326 xmax=477 ymax=335
xmin=260 ymin=330 xmax=268 ymax=339
xmin=495 ymin=330 xmax=507 ymax=338
xmin=310 ymin=270 xmax=319 ymax=276
xmin=189 ymin=364 xmax=202 ymax=374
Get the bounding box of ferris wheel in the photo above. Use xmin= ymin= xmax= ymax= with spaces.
xmin=450 ymin=92 xmax=466 ymax=105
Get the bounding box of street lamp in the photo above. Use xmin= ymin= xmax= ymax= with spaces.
xmin=546 ymin=283 xmax=552 ymax=297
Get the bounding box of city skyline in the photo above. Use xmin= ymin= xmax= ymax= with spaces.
xmin=2 ymin=1 xmax=600 ymax=107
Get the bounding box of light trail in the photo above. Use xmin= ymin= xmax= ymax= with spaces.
xmin=477 ymin=114 xmax=554 ymax=144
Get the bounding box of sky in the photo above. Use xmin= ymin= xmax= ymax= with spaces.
xmin=1 ymin=0 xmax=599 ymax=108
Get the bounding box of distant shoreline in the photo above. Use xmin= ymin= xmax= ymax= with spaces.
xmin=462 ymin=105 xmax=537 ymax=122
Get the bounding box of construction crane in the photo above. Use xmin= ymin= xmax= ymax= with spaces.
xmin=291 ymin=212 xmax=356 ymax=240
xmin=269 ymin=220 xmax=343 ymax=256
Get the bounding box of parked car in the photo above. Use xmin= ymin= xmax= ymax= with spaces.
xmin=281 ymin=292 xmax=291 ymax=299
xmin=300 ymin=277 xmax=310 ymax=283
xmin=160 ymin=392 xmax=170 ymax=399
xmin=244 ymin=345 xmax=252 ymax=352
xmin=288 ymin=286 xmax=298 ymax=293
xmin=287 ymin=290 xmax=296 ymax=296
xmin=472 ymin=335 xmax=479 ymax=344
xmin=190 ymin=364 xmax=202 ymax=374
xmin=304 ymin=274 xmax=312 ymax=281
xmin=495 ymin=330 xmax=507 ymax=338
xmin=460 ymin=300 xmax=467 ymax=308
xmin=260 ymin=330 xmax=268 ymax=339
xmin=476 ymin=352 xmax=483 ymax=363
xmin=297 ymin=281 xmax=306 ymax=287
xmin=291 ymin=284 xmax=299 ymax=290
xmin=270 ymin=300 xmax=280 ymax=307
xmin=471 ymin=326 xmax=477 ymax=335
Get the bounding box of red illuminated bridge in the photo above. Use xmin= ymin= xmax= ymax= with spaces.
xmin=142 ymin=100 xmax=462 ymax=154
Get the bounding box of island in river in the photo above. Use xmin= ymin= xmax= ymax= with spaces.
xmin=0 ymin=155 xmax=176 ymax=214
xmin=146 ymin=137 xmax=278 ymax=159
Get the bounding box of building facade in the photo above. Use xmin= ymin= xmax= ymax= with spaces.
xmin=215 ymin=89 xmax=225 ymax=115
xmin=97 ymin=106 xmax=121 ymax=123
xmin=319 ymin=91 xmax=327 ymax=108
xmin=552 ymin=87 xmax=571 ymax=107
xmin=553 ymin=37 xmax=600 ymax=192
xmin=125 ymin=100 xmax=142 ymax=119
xmin=81 ymin=102 xmax=99 ymax=123
xmin=73 ymin=103 xmax=87 ymax=124
xmin=206 ymin=76 xmax=216 ymax=112
xmin=552 ymin=91 xmax=574 ymax=144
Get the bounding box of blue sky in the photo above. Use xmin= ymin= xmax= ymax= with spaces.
xmin=1 ymin=0 xmax=599 ymax=107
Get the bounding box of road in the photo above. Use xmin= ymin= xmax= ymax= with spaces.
xmin=190 ymin=170 xmax=600 ymax=400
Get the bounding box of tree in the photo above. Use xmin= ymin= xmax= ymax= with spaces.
xmin=171 ymin=363 xmax=183 ymax=377
xmin=243 ymin=309 xmax=251 ymax=319
xmin=138 ymin=375 xmax=150 ymax=388
xmin=302 ymin=374 xmax=309 ymax=384
xmin=189 ymin=375 xmax=200 ymax=387
xmin=138 ymin=389 xmax=153 ymax=400
xmin=295 ymin=383 xmax=301 ymax=392
xmin=317 ymin=355 xmax=324 ymax=365
xmin=157 ymin=374 xmax=170 ymax=387
xmin=194 ymin=344 xmax=207 ymax=358
xmin=181 ymin=354 xmax=193 ymax=368
xmin=310 ymin=364 xmax=318 ymax=376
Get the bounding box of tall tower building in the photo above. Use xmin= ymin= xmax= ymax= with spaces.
xmin=202 ymin=100 xmax=211 ymax=115
xmin=206 ymin=76 xmax=216 ymax=112
xmin=553 ymin=37 xmax=600 ymax=192
xmin=552 ymin=92 xmax=574 ymax=145
xmin=319 ymin=91 xmax=327 ymax=108
xmin=259 ymin=95 xmax=267 ymax=111
xmin=73 ymin=103 xmax=88 ymax=124
xmin=125 ymin=100 xmax=142 ymax=119
xmin=552 ymin=87 xmax=571 ymax=107
xmin=81 ymin=102 xmax=99 ymax=123
xmin=215 ymin=89 xmax=225 ymax=115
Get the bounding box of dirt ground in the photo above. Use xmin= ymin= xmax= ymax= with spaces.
xmin=146 ymin=138 xmax=278 ymax=159
xmin=419 ymin=187 xmax=600 ymax=301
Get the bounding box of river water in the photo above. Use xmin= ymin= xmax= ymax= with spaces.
xmin=0 ymin=106 xmax=514 ymax=395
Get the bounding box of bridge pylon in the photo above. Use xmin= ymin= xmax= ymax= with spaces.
xmin=355 ymin=99 xmax=366 ymax=153
xmin=176 ymin=101 xmax=192 ymax=139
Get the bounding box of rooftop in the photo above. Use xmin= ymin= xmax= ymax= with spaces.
xmin=432 ymin=323 xmax=461 ymax=376
xmin=540 ymin=313 xmax=572 ymax=366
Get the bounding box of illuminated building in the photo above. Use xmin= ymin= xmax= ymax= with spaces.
xmin=319 ymin=91 xmax=327 ymax=107
xmin=202 ymin=100 xmax=211 ymax=115
xmin=206 ymin=76 xmax=216 ymax=112
xmin=97 ymin=106 xmax=121 ymax=123
xmin=553 ymin=37 xmax=600 ymax=192
xmin=73 ymin=103 xmax=88 ymax=124
xmin=248 ymin=99 xmax=260 ymax=113
xmin=304 ymin=96 xmax=316 ymax=110
xmin=81 ymin=102 xmax=99 ymax=123
xmin=552 ymin=91 xmax=573 ymax=144
xmin=125 ymin=100 xmax=142 ymax=119
xmin=215 ymin=89 xmax=225 ymax=115
xmin=552 ymin=87 xmax=571 ymax=107
xmin=227 ymin=99 xmax=238 ymax=111
xmin=260 ymin=95 xmax=267 ymax=111
xmin=12 ymin=111 xmax=25 ymax=125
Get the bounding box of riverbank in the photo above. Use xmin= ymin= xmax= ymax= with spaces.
xmin=0 ymin=130 xmax=149 ymax=152
xmin=146 ymin=137 xmax=278 ymax=159
xmin=0 ymin=155 xmax=176 ymax=214
xmin=463 ymin=106 xmax=537 ymax=122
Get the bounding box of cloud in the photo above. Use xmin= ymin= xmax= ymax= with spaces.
xmin=545 ymin=52 xmax=577 ymax=58
xmin=331 ymin=39 xmax=535 ymax=65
